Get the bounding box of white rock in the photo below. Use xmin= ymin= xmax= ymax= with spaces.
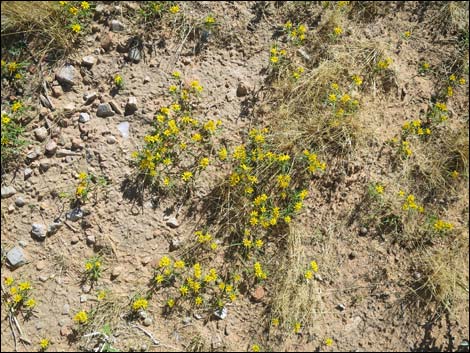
xmin=79 ymin=112 xmax=91 ymax=123
xmin=117 ymin=121 xmax=129 ymax=138
xmin=1 ymin=186 xmax=16 ymax=198
xmin=6 ymin=246 xmax=26 ymax=267
xmin=31 ymin=223 xmax=47 ymax=240
xmin=34 ymin=127 xmax=48 ymax=142
xmin=82 ymin=56 xmax=97 ymax=67
xmin=56 ymin=65 xmax=77 ymax=86
xmin=110 ymin=20 xmax=125 ymax=32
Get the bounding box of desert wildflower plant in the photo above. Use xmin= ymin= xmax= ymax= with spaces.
xmin=2 ymin=277 xmax=37 ymax=317
xmin=58 ymin=1 xmax=93 ymax=36
xmin=84 ymin=256 xmax=103 ymax=283
xmin=1 ymin=108 xmax=26 ymax=171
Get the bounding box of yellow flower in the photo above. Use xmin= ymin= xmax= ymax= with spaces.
xmin=325 ymin=338 xmax=334 ymax=346
xmin=284 ymin=21 xmax=292 ymax=30
xmin=192 ymin=133 xmax=202 ymax=142
xmin=14 ymin=73 xmax=22 ymax=80
xmin=81 ymin=1 xmax=90 ymax=10
xmin=71 ymin=23 xmax=81 ymax=33
xmin=13 ymin=294 xmax=23 ymax=303
xmin=352 ymin=75 xmax=363 ymax=86
xmin=272 ymin=318 xmax=279 ymax=327
xmin=179 ymin=285 xmax=189 ymax=296
xmin=132 ymin=298 xmax=148 ymax=311
xmin=459 ymin=78 xmax=466 ymax=85
xmin=39 ymin=338 xmax=50 ymax=350
xmin=270 ymin=56 xmax=279 ymax=64
xmin=1 ymin=115 xmax=11 ymax=125
xmin=210 ymin=242 xmax=218 ymax=250
xmin=293 ymin=322 xmax=301 ymax=334
xmin=73 ymin=310 xmax=88 ymax=324
xmin=447 ymin=86 xmax=453 ymax=97
xmin=310 ymin=260 xmax=318 ymax=272
xmin=205 ymin=16 xmax=215 ymax=25
xmin=174 ymin=260 xmax=185 ymax=269
xmin=97 ymin=290 xmax=106 ymax=300
xmin=305 ymin=270 xmax=313 ymax=280
xmin=182 ymin=171 xmax=193 ymax=182
xmin=7 ymin=62 xmax=18 ymax=73
xmin=69 ymin=6 xmax=79 ymax=15
xmin=19 ymin=282 xmax=31 ymax=291
xmin=255 ymin=239 xmax=263 ymax=249
xmin=193 ymin=263 xmax=202 ymax=279
xmin=284 ymin=215 xmax=291 ymax=224
xmin=199 ymin=157 xmax=210 ymax=169
xmin=59 ymin=1 xmax=67 ymax=6
xmin=218 ymin=148 xmax=228 ymax=161
xmin=451 ymin=170 xmax=459 ymax=179
xmin=252 ymin=344 xmax=260 ymax=352
xmin=4 ymin=277 xmax=14 ymax=286
xmin=11 ymin=101 xmax=22 ymax=112
xmin=404 ymin=31 xmax=411 ymax=38
xmin=25 ymin=298 xmax=36 ymax=308
xmin=172 ymin=70 xmax=181 ymax=79
xmin=155 ymin=274 xmax=164 ymax=284
xmin=159 ymin=256 xmax=171 ymax=268
xmin=195 ymin=296 xmax=203 ymax=305
xmin=170 ymin=103 xmax=181 ymax=111
xmin=449 ymin=74 xmax=456 ymax=82
xmin=375 ymin=184 xmax=384 ymax=194
xmin=277 ymin=174 xmax=291 ymax=188
xmin=328 ymin=94 xmax=337 ymax=103
xmin=167 ymin=298 xmax=175 ymax=308
xmin=333 ymin=26 xmax=343 ymax=36
xmin=169 ymin=5 xmax=180 ymax=14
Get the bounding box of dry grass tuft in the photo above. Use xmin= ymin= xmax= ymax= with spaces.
xmin=1 ymin=1 xmax=76 ymax=61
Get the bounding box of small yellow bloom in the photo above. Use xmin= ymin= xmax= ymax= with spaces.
xmin=459 ymin=78 xmax=466 ymax=85
xmin=39 ymin=338 xmax=50 ymax=350
xmin=132 ymin=298 xmax=148 ymax=311
xmin=169 ymin=5 xmax=180 ymax=14
xmin=305 ymin=270 xmax=313 ymax=280
xmin=195 ymin=296 xmax=203 ymax=305
xmin=199 ymin=157 xmax=210 ymax=169
xmin=174 ymin=260 xmax=185 ymax=269
xmin=73 ymin=310 xmax=88 ymax=324
xmin=325 ymin=338 xmax=334 ymax=346
xmin=375 ymin=184 xmax=384 ymax=194
xmin=333 ymin=26 xmax=343 ymax=36
xmin=310 ymin=260 xmax=318 ymax=272
xmin=69 ymin=6 xmax=79 ymax=15
xmin=182 ymin=171 xmax=193 ymax=182
xmin=167 ymin=298 xmax=175 ymax=308
xmin=270 ymin=56 xmax=279 ymax=64
xmin=81 ymin=1 xmax=90 ymax=10
xmin=11 ymin=101 xmax=22 ymax=112
xmin=25 ymin=298 xmax=36 ymax=308
xmin=19 ymin=282 xmax=31 ymax=291
xmin=97 ymin=290 xmax=106 ymax=300
xmin=71 ymin=23 xmax=81 ymax=33
xmin=252 ymin=344 xmax=260 ymax=352
xmin=404 ymin=31 xmax=411 ymax=38
xmin=293 ymin=322 xmax=301 ymax=334
xmin=13 ymin=294 xmax=23 ymax=303
xmin=4 ymin=277 xmax=14 ymax=286
xmin=159 ymin=256 xmax=171 ymax=268
xmin=179 ymin=285 xmax=189 ymax=296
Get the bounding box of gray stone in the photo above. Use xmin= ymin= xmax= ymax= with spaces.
xmin=56 ymin=149 xmax=81 ymax=157
xmin=169 ymin=237 xmax=182 ymax=251
xmin=71 ymin=138 xmax=84 ymax=150
xmin=125 ymin=96 xmax=138 ymax=115
xmin=18 ymin=240 xmax=28 ymax=247
xmin=359 ymin=227 xmax=368 ymax=236
xmin=39 ymin=160 xmax=51 ymax=172
xmin=110 ymin=20 xmax=125 ymax=32
xmin=24 ymin=168 xmax=33 ymax=179
xmin=336 ymin=303 xmax=346 ymax=311
xmin=66 ymin=208 xmax=84 ymax=221
xmin=52 ymin=85 xmax=64 ymax=97
xmin=83 ymin=92 xmax=97 ymax=105
xmin=34 ymin=127 xmax=48 ymax=142
xmin=31 ymin=223 xmax=47 ymax=240
xmin=165 ymin=216 xmax=179 ymax=228
xmin=79 ymin=112 xmax=91 ymax=123
xmin=111 ymin=266 xmax=121 ymax=279
xmin=26 ymin=149 xmax=40 ymax=162
xmin=47 ymin=221 xmax=62 ymax=235
xmin=194 ymin=313 xmax=203 ymax=320
xmin=1 ymin=186 xmax=16 ymax=199
xmin=80 ymin=294 xmax=88 ymax=303
xmin=213 ymin=307 xmax=228 ymax=320
xmin=15 ymin=196 xmax=25 ymax=207
xmin=39 ymin=275 xmax=49 ymax=282
xmin=62 ymin=303 xmax=70 ymax=315
xmin=6 ymin=246 xmax=26 ymax=267
xmin=143 ymin=317 xmax=153 ymax=326
xmin=128 ymin=47 xmax=141 ymax=63
xmin=86 ymin=235 xmax=96 ymax=244
xmin=82 ymin=56 xmax=97 ymax=67
xmin=56 ymin=65 xmax=77 ymax=86
xmin=101 ymin=33 xmax=113 ymax=51
xmin=139 ymin=310 xmax=148 ymax=320
xmin=109 ymin=100 xmax=122 ymax=115
xmin=45 ymin=141 xmax=57 ymax=156
xmin=96 ymin=103 xmax=115 ymax=117
xmin=236 ymin=82 xmax=249 ymax=97
xmin=82 ymin=284 xmax=91 ymax=293
xmin=106 ymin=135 xmax=117 ymax=144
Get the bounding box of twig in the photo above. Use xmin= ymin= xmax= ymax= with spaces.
xmin=13 ymin=314 xmax=31 ymax=344
xmin=8 ymin=313 xmax=17 ymax=352
xmin=131 ymin=324 xmax=160 ymax=345
xmin=64 ymin=220 xmax=79 ymax=232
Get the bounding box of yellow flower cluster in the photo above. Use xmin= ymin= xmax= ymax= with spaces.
xmin=133 ymin=72 xmax=223 ymax=189
xmin=254 ymin=262 xmax=267 ymax=280
xmin=433 ymin=219 xmax=453 ymax=232
xmin=73 ymin=310 xmax=88 ymax=324
xmin=284 ymin=21 xmax=307 ymax=43
xmin=303 ymin=150 xmax=327 ymax=173
xmin=132 ymin=297 xmax=148 ymax=311
xmin=84 ymin=256 xmax=102 ymax=282
xmin=269 ymin=45 xmax=287 ymax=65
xmin=327 ymin=82 xmax=359 ymax=118
xmin=400 ymin=193 xmax=424 ymax=213
xmin=402 ymin=119 xmax=431 ymax=136
xmin=292 ymin=66 xmax=305 ymax=80
xmin=377 ymin=57 xmax=392 ymax=70
xmin=4 ymin=277 xmax=36 ymax=312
